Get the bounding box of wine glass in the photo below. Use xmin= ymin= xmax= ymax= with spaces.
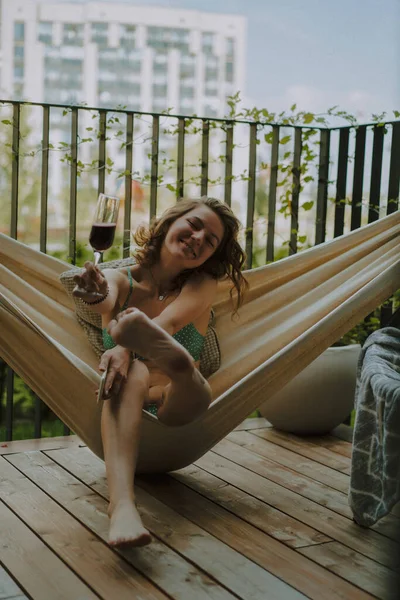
xmin=89 ymin=193 xmax=120 ymax=266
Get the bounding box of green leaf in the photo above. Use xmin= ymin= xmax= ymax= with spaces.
xmin=303 ymin=112 xmax=314 ymax=124
xmin=393 ymin=110 xmax=400 ymax=118
xmin=298 ymin=235 xmax=307 ymax=244
xmin=264 ymin=131 xmax=274 ymax=144
xmin=280 ymin=135 xmax=291 ymax=145
xmin=1 ymin=119 xmax=12 ymax=125
xmin=301 ymin=201 xmax=314 ymax=211
xmin=166 ymin=183 xmax=176 ymax=192
xmin=290 ymin=103 xmax=297 ymax=112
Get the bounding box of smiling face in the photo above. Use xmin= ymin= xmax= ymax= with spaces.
xmin=162 ymin=204 xmax=225 ymax=268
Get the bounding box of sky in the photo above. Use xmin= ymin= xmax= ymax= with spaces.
xmin=57 ymin=0 xmax=400 ymax=120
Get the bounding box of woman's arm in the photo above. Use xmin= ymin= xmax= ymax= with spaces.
xmin=153 ymin=274 xmax=217 ymax=335
xmin=73 ymin=263 xmax=129 ymax=315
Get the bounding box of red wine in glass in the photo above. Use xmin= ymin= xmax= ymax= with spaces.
xmin=90 ymin=193 xmax=120 ymax=265
xmin=89 ymin=223 xmax=116 ymax=251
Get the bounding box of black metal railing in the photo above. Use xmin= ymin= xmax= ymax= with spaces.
xmin=0 ymin=99 xmax=399 ymax=441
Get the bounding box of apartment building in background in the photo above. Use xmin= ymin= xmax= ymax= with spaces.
xmin=0 ymin=0 xmax=246 ymax=118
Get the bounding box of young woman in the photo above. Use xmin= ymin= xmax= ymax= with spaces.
xmin=73 ymin=197 xmax=247 ymax=548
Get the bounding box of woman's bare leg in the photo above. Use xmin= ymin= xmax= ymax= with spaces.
xmin=101 ymin=358 xmax=152 ymax=547
xmin=108 ymin=309 xmax=212 ymax=426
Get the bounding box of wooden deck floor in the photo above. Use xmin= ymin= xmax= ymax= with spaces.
xmin=0 ymin=418 xmax=399 ymax=600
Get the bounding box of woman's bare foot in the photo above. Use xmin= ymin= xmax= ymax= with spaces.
xmin=108 ymin=499 xmax=152 ymax=548
xmin=108 ymin=308 xmax=193 ymax=377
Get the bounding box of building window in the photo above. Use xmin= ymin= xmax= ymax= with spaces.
xmin=204 ymin=104 xmax=218 ymax=118
xmin=147 ymin=27 xmax=190 ymax=52
xmin=225 ymin=61 xmax=234 ymax=83
xmin=13 ymin=82 xmax=24 ymax=99
xmin=180 ymin=86 xmax=194 ymax=99
xmin=63 ymin=24 xmax=84 ymax=46
xmin=180 ymin=61 xmax=195 ymax=81
xmin=92 ymin=23 xmax=108 ymax=46
xmin=204 ymin=86 xmax=218 ymax=97
xmin=120 ymin=24 xmax=136 ymax=49
xmin=153 ymin=84 xmax=167 ymax=98
xmin=14 ymin=65 xmax=25 ymax=79
xmin=14 ymin=22 xmax=25 ymax=42
xmin=14 ymin=46 xmax=24 ymax=60
xmin=202 ymin=32 xmax=214 ymax=54
xmin=226 ymin=37 xmax=235 ymax=59
xmin=205 ymin=66 xmax=218 ymax=81
xmin=38 ymin=21 xmax=52 ymax=45
xmin=179 ymin=104 xmax=195 ymax=116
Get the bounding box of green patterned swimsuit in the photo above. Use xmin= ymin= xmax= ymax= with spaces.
xmin=102 ymin=269 xmax=206 ymax=415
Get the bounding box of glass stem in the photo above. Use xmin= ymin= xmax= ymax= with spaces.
xmin=94 ymin=251 xmax=103 ymax=266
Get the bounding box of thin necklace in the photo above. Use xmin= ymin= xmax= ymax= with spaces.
xmin=149 ymin=267 xmax=168 ymax=301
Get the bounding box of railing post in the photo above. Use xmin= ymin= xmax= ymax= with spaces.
xmin=34 ymin=394 xmax=42 ymax=439
xmin=224 ymin=121 xmax=234 ymax=207
xmin=290 ymin=128 xmax=302 ymax=255
xmin=150 ymin=115 xmax=159 ymax=219
xmin=315 ymin=129 xmax=330 ymax=245
xmin=266 ymin=125 xmax=279 ymax=263
xmin=245 ymin=123 xmax=257 ymax=269
xmin=201 ymin=120 xmax=209 ymax=197
xmin=334 ymin=128 xmax=349 ymax=238
xmin=387 ymin=122 xmax=400 ymax=214
xmin=69 ymin=107 xmax=78 ymax=265
xmin=123 ymin=112 xmax=134 ymax=258
xmin=98 ymin=110 xmax=106 ymax=196
xmin=351 ymin=125 xmax=366 ymax=230
xmin=11 ymin=102 xmax=20 ymax=240
xmin=5 ymin=369 xmax=14 ymax=442
xmin=40 ymin=105 xmax=50 ymax=253
xmin=368 ymin=125 xmax=385 ymax=223
xmin=176 ymin=117 xmax=185 ymax=199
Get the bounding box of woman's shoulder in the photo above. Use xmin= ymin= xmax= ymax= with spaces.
xmin=182 ymin=272 xmax=217 ymax=300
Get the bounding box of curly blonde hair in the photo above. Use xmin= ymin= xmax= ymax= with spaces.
xmin=133 ymin=197 xmax=248 ymax=311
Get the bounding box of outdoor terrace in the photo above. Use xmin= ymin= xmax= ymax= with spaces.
xmin=0 ymin=102 xmax=399 ymax=599
xmin=1 ymin=418 xmax=399 ymax=600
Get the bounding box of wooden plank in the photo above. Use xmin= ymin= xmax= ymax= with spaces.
xmin=226 ymin=431 xmax=400 ymax=540
xmin=252 ymin=428 xmax=352 ymax=473
xmin=214 ymin=438 xmax=353 ymax=519
xmin=42 ymin=447 xmax=304 ymax=600
xmin=0 ymin=457 xmax=167 ymax=600
xmin=46 ymin=446 xmax=374 ymax=600
xmin=173 ymin=463 xmax=330 ymax=548
xmin=0 ymin=565 xmax=27 ymax=600
xmin=0 ymin=500 xmax=98 ymax=600
xmin=195 ymin=451 xmax=400 ymax=570
xmin=137 ymin=474 xmax=376 ymax=600
xmin=299 ymin=542 xmax=398 ymax=600
xmin=302 ymin=434 xmax=353 ymax=458
xmin=228 ymin=430 xmax=351 ymax=494
xmin=234 ymin=418 xmax=270 ymax=431
xmin=0 ymin=435 xmax=81 ymax=455
xmin=7 ymin=452 xmax=235 ymax=600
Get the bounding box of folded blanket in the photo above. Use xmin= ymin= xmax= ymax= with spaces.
xmin=349 ymin=327 xmax=400 ymax=526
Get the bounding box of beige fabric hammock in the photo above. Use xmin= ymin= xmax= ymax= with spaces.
xmin=1 ymin=211 xmax=399 ymax=473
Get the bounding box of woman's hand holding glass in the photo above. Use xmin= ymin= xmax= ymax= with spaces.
xmin=72 ymin=261 xmax=108 ymax=303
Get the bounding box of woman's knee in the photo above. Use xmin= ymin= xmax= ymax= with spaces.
xmin=125 ymin=359 xmax=150 ymax=395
